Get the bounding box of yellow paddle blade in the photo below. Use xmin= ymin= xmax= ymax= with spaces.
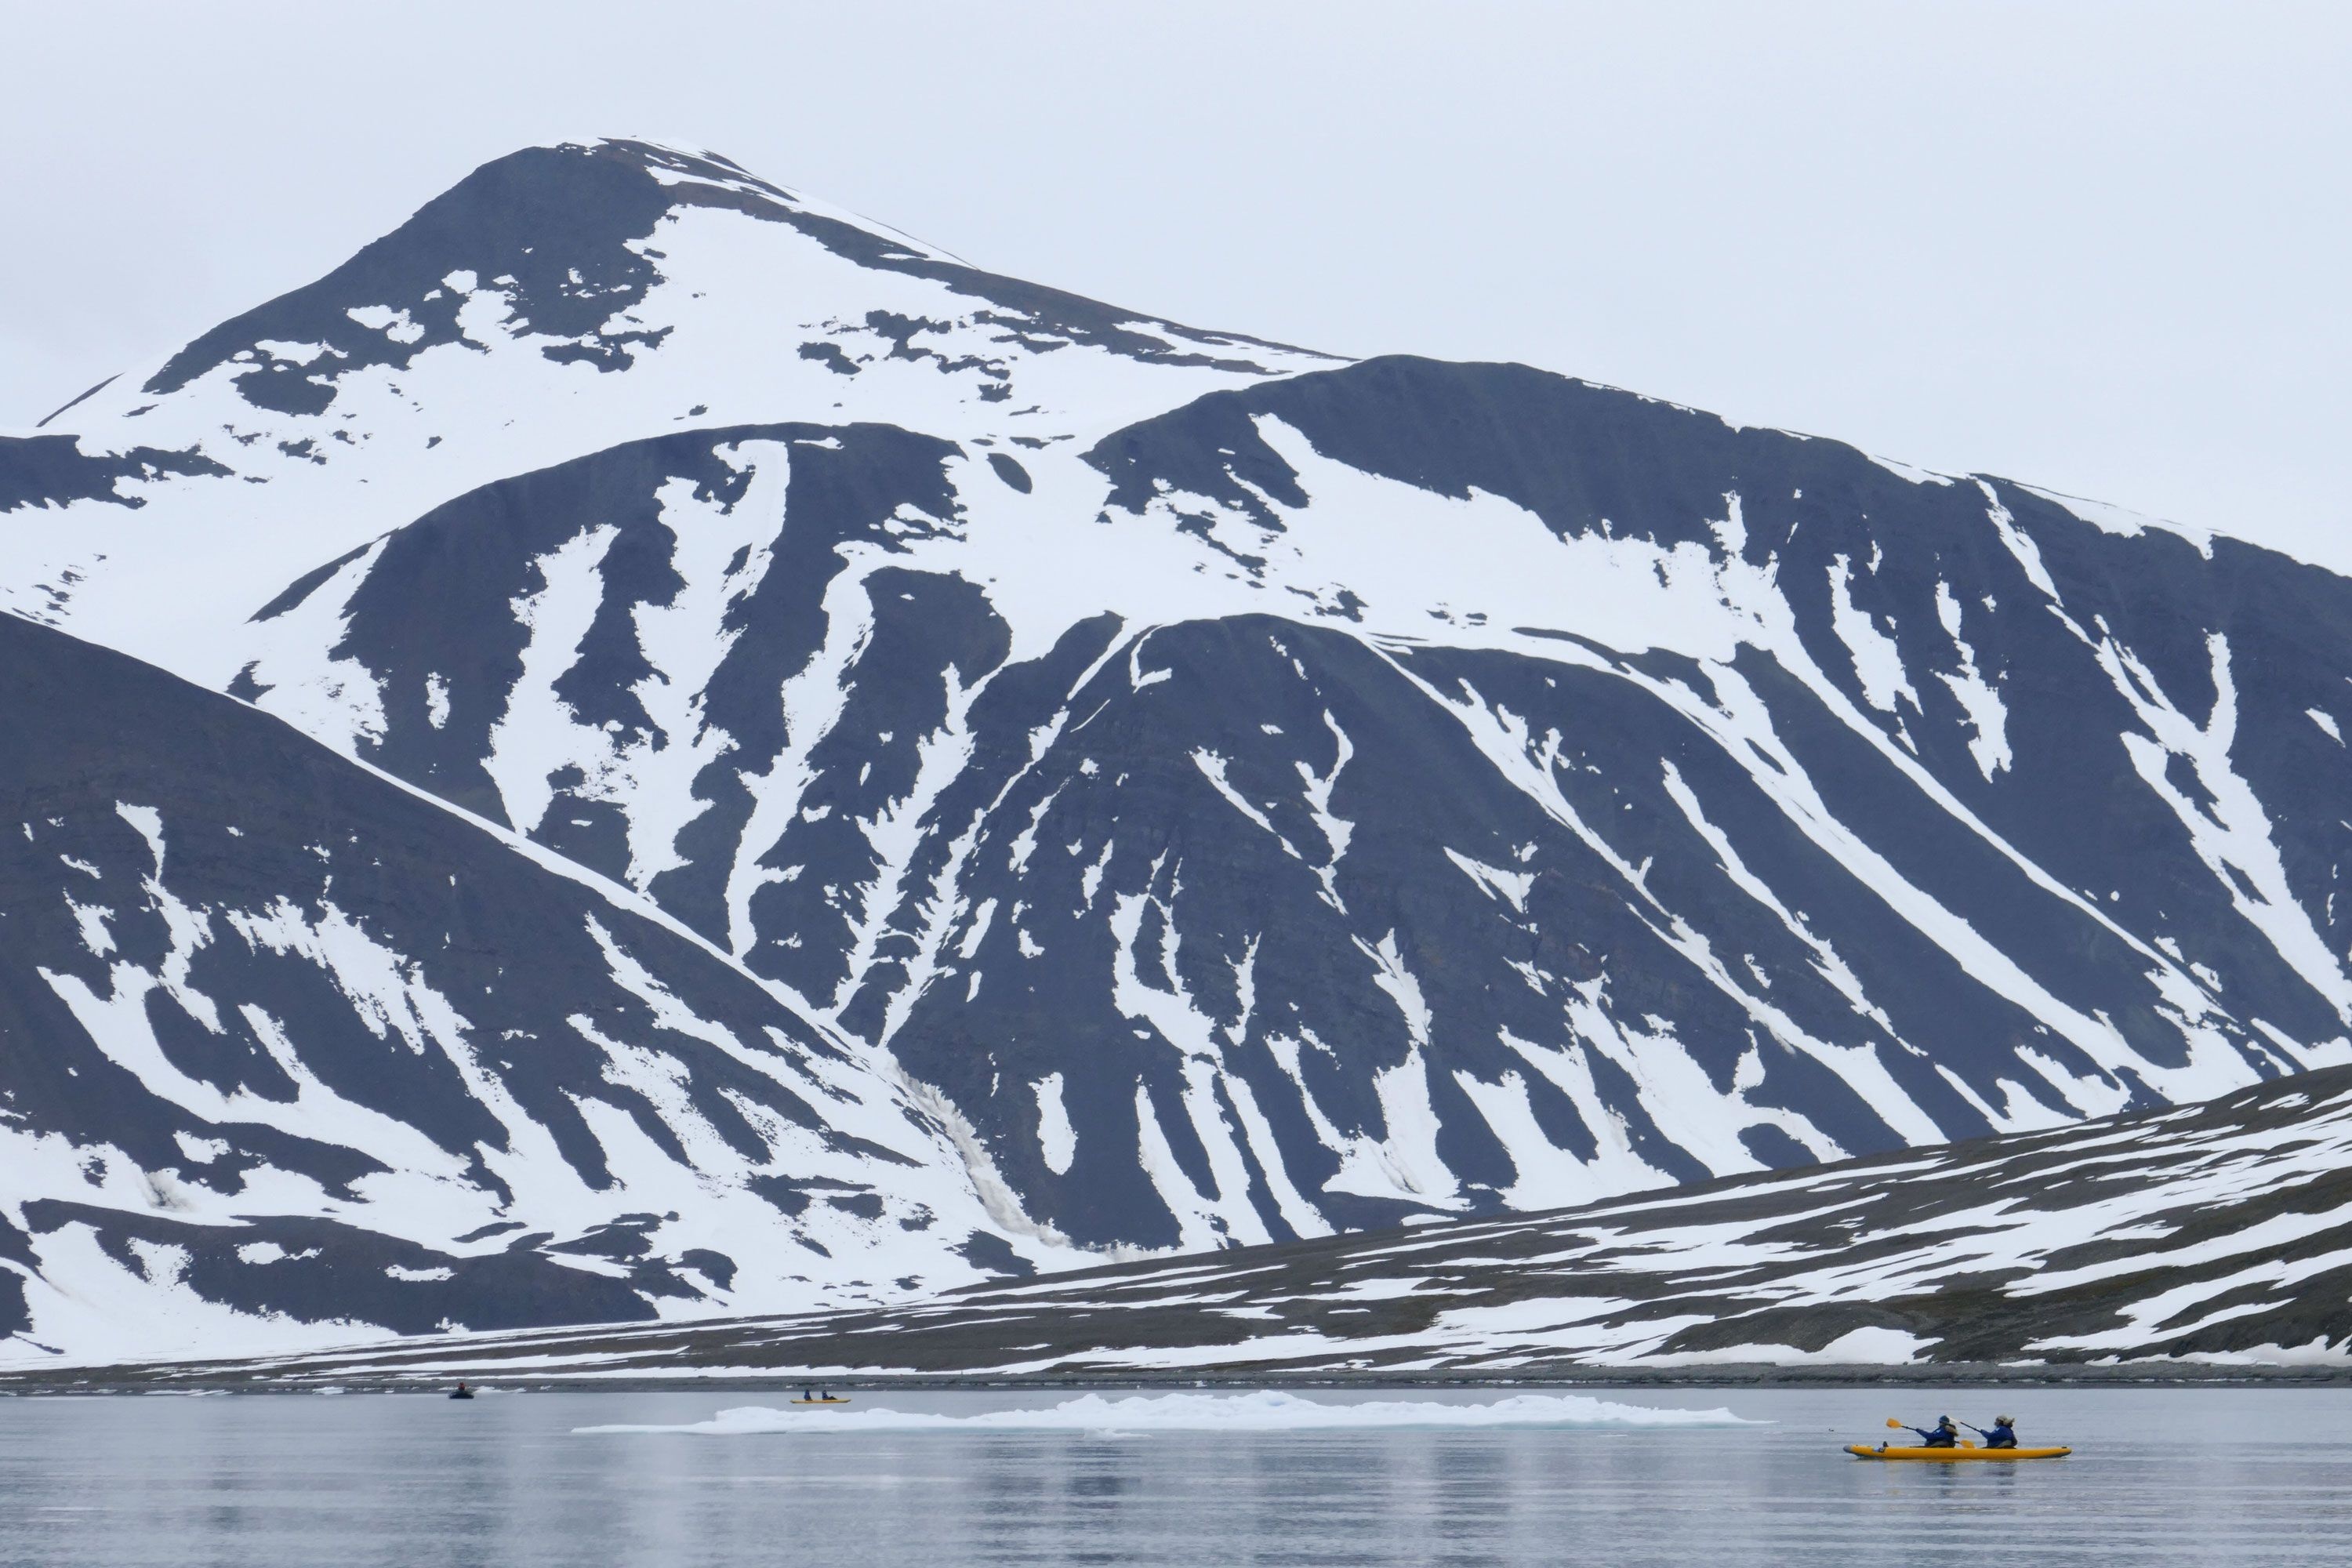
xmin=1885 ymin=1417 xmax=1904 ymax=1428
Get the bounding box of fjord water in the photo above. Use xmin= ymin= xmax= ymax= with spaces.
xmin=2 ymin=1387 xmax=2346 ymax=1566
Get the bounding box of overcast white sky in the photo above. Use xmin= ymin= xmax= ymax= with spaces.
xmin=5 ymin=1 xmax=2347 ymax=562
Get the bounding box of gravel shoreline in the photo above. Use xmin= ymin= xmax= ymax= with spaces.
xmin=9 ymin=1360 xmax=2348 ymax=1396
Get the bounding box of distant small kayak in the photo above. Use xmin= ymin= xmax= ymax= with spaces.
xmin=1848 ymin=1444 xmax=2069 ymax=1462
xmin=789 ymin=1397 xmax=851 ymax=1406
xmin=448 ymin=1389 xmax=475 ymax=1401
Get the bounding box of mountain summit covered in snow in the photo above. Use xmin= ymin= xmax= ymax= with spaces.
xmin=7 ymin=139 xmax=2352 ymax=1365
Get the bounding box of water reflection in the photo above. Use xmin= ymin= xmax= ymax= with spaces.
xmin=2 ymin=1387 xmax=2350 ymax=1566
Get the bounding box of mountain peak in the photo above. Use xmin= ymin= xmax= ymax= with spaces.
xmin=5 ymin=139 xmax=1331 ymax=681
xmin=141 ymin=138 xmax=750 ymax=406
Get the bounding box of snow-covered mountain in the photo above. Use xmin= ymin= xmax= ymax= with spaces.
xmin=8 ymin=137 xmax=2352 ymax=1360
xmin=0 ymin=608 xmax=1085 ymax=1364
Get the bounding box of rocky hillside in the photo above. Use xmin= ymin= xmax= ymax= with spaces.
xmin=85 ymin=1064 xmax=2347 ymax=1385
xmin=0 ymin=609 xmax=1077 ymax=1364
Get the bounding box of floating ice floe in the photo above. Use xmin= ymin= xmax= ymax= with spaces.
xmin=575 ymin=1388 xmax=1755 ymax=1436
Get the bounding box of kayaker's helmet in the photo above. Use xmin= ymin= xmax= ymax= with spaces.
xmin=1937 ymin=1416 xmax=1955 ymax=1426
xmin=1995 ymin=1415 xmax=2015 ymax=1425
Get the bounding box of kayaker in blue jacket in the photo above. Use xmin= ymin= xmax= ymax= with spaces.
xmin=1904 ymin=1417 xmax=1960 ymax=1447
xmin=1968 ymin=1416 xmax=2018 ymax=1450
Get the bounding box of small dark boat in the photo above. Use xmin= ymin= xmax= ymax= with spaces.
xmin=449 ymin=1383 xmax=476 ymax=1401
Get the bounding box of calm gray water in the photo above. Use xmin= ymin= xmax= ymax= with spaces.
xmin=3 ymin=1385 xmax=2348 ymax=1566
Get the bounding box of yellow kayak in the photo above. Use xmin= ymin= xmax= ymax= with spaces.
xmin=1849 ymin=1444 xmax=2071 ymax=1462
